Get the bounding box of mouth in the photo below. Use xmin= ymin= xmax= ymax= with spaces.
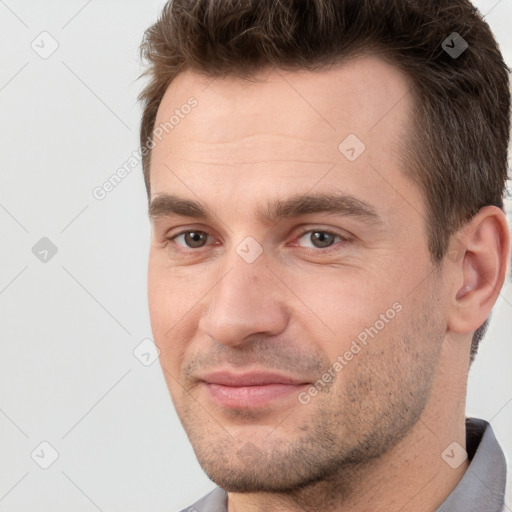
xmin=198 ymin=371 xmax=310 ymax=408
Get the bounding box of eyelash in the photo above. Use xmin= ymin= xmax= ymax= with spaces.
xmin=165 ymin=228 xmax=351 ymax=255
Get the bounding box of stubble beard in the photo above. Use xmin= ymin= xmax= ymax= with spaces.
xmin=174 ymin=328 xmax=442 ymax=497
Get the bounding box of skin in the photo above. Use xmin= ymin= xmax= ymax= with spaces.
xmin=146 ymin=56 xmax=510 ymax=511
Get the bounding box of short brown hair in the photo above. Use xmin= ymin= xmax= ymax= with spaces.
xmin=138 ymin=0 xmax=511 ymax=361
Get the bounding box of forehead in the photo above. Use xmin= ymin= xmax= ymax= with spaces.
xmin=154 ymin=55 xmax=413 ymax=144
xmin=151 ymin=55 xmax=414 ymax=170
xmin=149 ymin=55 xmax=422 ymax=228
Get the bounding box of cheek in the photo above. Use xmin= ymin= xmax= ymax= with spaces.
xmin=291 ymin=269 xmax=400 ymax=352
xmin=147 ymin=262 xmax=190 ymax=371
xmin=147 ymin=253 xmax=190 ymax=328
xmin=147 ymin=264 xmax=167 ymax=336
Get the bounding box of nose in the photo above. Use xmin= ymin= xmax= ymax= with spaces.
xmin=198 ymin=254 xmax=289 ymax=348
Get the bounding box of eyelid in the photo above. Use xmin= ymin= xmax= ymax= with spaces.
xmin=294 ymin=227 xmax=351 ymax=241
xmin=164 ymin=223 xmax=216 ymax=240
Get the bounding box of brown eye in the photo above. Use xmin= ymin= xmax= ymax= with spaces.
xmin=310 ymin=231 xmax=336 ymax=248
xmin=173 ymin=231 xmax=209 ymax=249
xmin=296 ymin=230 xmax=345 ymax=250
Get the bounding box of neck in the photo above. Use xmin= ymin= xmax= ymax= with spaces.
xmin=227 ymin=337 xmax=470 ymax=512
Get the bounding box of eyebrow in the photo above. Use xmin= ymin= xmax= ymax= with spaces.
xmin=148 ymin=192 xmax=383 ymax=225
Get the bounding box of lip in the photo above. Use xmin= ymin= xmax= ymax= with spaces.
xmin=198 ymin=371 xmax=310 ymax=408
xmin=199 ymin=371 xmax=309 ymax=386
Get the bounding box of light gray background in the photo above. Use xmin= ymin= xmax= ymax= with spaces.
xmin=0 ymin=1 xmax=511 ymax=511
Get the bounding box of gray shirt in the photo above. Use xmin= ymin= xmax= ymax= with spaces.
xmin=179 ymin=418 xmax=507 ymax=512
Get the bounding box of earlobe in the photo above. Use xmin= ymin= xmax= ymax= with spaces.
xmin=447 ymin=206 xmax=510 ymax=334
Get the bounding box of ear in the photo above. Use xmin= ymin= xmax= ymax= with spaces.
xmin=446 ymin=206 xmax=510 ymax=334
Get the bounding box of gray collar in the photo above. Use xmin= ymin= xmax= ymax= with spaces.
xmin=435 ymin=417 xmax=507 ymax=512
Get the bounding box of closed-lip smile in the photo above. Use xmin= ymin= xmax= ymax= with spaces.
xmin=197 ymin=370 xmax=310 ymax=408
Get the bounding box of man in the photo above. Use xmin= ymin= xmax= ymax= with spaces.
xmin=138 ymin=0 xmax=510 ymax=510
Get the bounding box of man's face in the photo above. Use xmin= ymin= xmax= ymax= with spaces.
xmin=147 ymin=56 xmax=448 ymax=492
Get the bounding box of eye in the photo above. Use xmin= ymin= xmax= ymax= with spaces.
xmin=295 ymin=229 xmax=348 ymax=250
xmin=166 ymin=228 xmax=350 ymax=253
xmin=170 ymin=230 xmax=211 ymax=249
